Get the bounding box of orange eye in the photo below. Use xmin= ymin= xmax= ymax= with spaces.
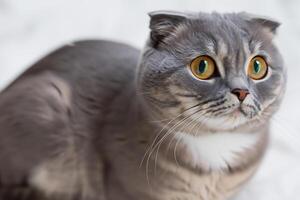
xmin=189 ymin=56 xmax=215 ymax=80
xmin=248 ymin=56 xmax=268 ymax=80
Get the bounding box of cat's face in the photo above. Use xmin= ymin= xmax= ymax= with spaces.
xmin=137 ymin=11 xmax=286 ymax=131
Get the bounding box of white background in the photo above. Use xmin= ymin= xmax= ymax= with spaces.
xmin=0 ymin=0 xmax=299 ymax=199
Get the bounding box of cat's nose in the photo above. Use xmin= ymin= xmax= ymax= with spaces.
xmin=231 ymin=88 xmax=249 ymax=102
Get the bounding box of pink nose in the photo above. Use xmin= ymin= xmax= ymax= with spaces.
xmin=231 ymin=88 xmax=249 ymax=102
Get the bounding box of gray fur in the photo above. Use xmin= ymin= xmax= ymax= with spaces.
xmin=139 ymin=11 xmax=285 ymax=130
xmin=0 ymin=11 xmax=285 ymax=200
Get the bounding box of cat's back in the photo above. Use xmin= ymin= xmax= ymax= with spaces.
xmin=0 ymin=40 xmax=141 ymax=199
xmin=5 ymin=40 xmax=140 ymax=92
xmin=1 ymin=39 xmax=141 ymax=126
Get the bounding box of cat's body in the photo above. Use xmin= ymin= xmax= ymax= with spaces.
xmin=0 ymin=40 xmax=142 ymax=200
xmin=0 ymin=11 xmax=286 ymax=200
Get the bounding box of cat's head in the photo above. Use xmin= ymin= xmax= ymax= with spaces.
xmin=137 ymin=11 xmax=286 ymax=132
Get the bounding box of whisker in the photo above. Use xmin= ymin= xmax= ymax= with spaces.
xmin=140 ymin=95 xmax=227 ymax=187
xmin=151 ymin=107 xmax=207 ymax=175
xmin=140 ymin=101 xmax=209 ymax=169
xmin=140 ymin=97 xmax=225 ymax=169
xmin=141 ymin=104 xmax=208 ymax=186
xmin=173 ymin=112 xmax=208 ymax=168
xmin=171 ymin=112 xmax=202 ymax=167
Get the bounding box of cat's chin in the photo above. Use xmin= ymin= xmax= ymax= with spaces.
xmin=203 ymin=111 xmax=251 ymax=131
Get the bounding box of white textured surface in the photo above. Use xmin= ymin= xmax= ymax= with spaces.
xmin=0 ymin=0 xmax=299 ymax=199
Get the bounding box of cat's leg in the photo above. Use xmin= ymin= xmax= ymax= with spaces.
xmin=0 ymin=73 xmax=106 ymax=200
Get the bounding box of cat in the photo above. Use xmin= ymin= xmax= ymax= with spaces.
xmin=0 ymin=11 xmax=286 ymax=200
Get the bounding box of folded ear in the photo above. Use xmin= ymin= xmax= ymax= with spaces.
xmin=148 ymin=10 xmax=188 ymax=47
xmin=240 ymin=12 xmax=281 ymax=35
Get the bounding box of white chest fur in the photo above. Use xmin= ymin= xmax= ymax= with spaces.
xmin=178 ymin=131 xmax=260 ymax=171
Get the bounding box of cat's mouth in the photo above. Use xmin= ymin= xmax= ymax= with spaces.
xmin=229 ymin=107 xmax=245 ymax=117
xmin=210 ymin=103 xmax=258 ymax=119
xmin=226 ymin=104 xmax=259 ymax=119
xmin=191 ymin=104 xmax=258 ymax=130
xmin=187 ymin=96 xmax=261 ymax=130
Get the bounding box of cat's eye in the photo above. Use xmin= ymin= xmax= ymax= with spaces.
xmin=189 ymin=56 xmax=216 ymax=80
xmin=247 ymin=56 xmax=268 ymax=80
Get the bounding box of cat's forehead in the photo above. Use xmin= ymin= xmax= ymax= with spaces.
xmin=148 ymin=11 xmax=281 ymax=73
xmin=186 ymin=14 xmax=253 ymax=54
xmin=169 ymin=13 xmax=271 ymax=68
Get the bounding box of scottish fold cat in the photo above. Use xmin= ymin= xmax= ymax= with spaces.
xmin=0 ymin=11 xmax=285 ymax=200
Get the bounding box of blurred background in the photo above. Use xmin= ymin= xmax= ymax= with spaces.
xmin=0 ymin=0 xmax=299 ymax=199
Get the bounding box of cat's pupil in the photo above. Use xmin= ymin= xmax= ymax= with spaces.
xmin=253 ymin=60 xmax=261 ymax=74
xmin=198 ymin=60 xmax=208 ymax=74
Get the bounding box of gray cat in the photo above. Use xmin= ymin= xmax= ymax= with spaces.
xmin=0 ymin=11 xmax=286 ymax=200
